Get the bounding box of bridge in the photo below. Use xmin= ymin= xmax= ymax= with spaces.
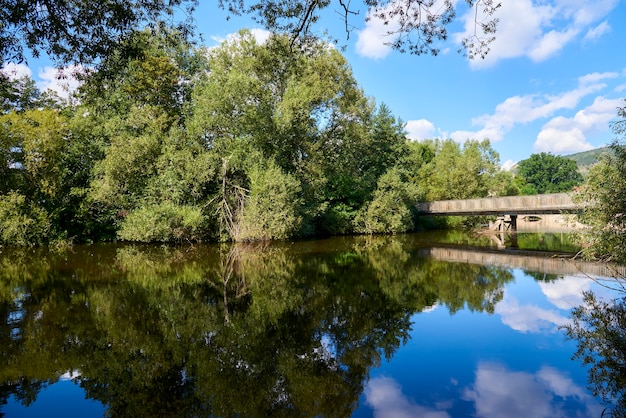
xmin=416 ymin=193 xmax=584 ymax=231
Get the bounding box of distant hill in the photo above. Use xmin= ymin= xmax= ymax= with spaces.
xmin=508 ymin=147 xmax=613 ymax=176
xmin=564 ymin=146 xmax=613 ymax=175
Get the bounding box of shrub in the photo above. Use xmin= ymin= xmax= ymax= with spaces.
xmin=234 ymin=162 xmax=303 ymax=241
xmin=355 ymin=168 xmax=420 ymax=234
xmin=118 ymin=202 xmax=211 ymax=243
xmin=0 ymin=192 xmax=51 ymax=246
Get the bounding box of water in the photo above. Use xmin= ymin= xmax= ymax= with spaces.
xmin=0 ymin=232 xmax=623 ymax=417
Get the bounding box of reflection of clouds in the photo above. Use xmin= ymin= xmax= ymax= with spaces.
xmin=60 ymin=370 xmax=81 ymax=380
xmin=365 ymin=377 xmax=451 ymax=418
xmin=495 ymin=294 xmax=568 ymax=333
xmin=463 ymin=362 xmax=602 ymax=418
xmin=538 ymin=276 xmax=591 ymax=310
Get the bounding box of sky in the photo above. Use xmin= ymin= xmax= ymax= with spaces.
xmin=3 ymin=0 xmax=626 ymax=169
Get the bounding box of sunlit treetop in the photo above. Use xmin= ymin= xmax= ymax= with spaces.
xmin=218 ymin=0 xmax=501 ymax=58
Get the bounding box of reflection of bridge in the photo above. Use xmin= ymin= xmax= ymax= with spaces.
xmin=422 ymin=246 xmax=626 ymax=279
xmin=416 ymin=193 xmax=583 ymax=231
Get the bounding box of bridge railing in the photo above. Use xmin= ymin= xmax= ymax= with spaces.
xmin=416 ymin=193 xmax=582 ymax=216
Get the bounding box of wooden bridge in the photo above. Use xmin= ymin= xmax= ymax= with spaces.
xmin=416 ymin=193 xmax=581 ymax=216
xmin=416 ymin=193 xmax=583 ymax=231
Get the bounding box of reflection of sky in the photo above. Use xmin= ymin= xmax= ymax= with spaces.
xmin=363 ymin=364 xmax=602 ymax=418
xmin=365 ymin=377 xmax=451 ymax=418
xmin=356 ymin=268 xmax=616 ymax=417
xmin=463 ymin=362 xmax=602 ymax=418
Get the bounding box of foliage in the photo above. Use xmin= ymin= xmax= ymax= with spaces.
xmin=235 ymin=161 xmax=304 ymax=241
xmin=0 ymin=27 xmax=517 ymax=245
xmin=0 ymin=0 xmax=198 ymax=65
xmin=218 ymin=0 xmax=501 ymax=58
xmin=516 ymin=152 xmax=583 ymax=195
xmin=577 ymin=102 xmax=626 ymax=263
xmin=118 ymin=202 xmax=210 ymax=243
xmin=563 ymin=291 xmax=626 ymax=416
xmin=0 ymin=191 xmax=50 ymax=245
xmin=418 ymin=139 xmax=500 ymax=201
xmin=355 ymin=168 xmax=421 ymax=234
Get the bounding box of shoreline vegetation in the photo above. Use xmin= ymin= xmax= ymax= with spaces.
xmin=1 ymin=29 xmax=624 ymax=263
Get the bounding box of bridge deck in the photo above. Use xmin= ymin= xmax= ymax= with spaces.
xmin=416 ymin=193 xmax=582 ymax=216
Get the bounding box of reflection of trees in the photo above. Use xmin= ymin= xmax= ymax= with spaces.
xmin=563 ymin=291 xmax=626 ymax=417
xmin=0 ymin=237 xmax=516 ymax=416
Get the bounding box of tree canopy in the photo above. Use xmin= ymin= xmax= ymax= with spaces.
xmin=516 ymin=152 xmax=583 ymax=195
xmin=0 ymin=0 xmax=198 ymax=65
xmin=218 ymin=0 xmax=501 ymax=58
xmin=1 ymin=0 xmax=500 ymax=68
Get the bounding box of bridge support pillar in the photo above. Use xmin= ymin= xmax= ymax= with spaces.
xmin=490 ymin=215 xmax=518 ymax=232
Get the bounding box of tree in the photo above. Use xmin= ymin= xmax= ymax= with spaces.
xmin=516 ymin=152 xmax=583 ymax=195
xmin=577 ymin=101 xmax=626 ymax=263
xmin=562 ymin=291 xmax=626 ymax=416
xmin=190 ymin=30 xmax=406 ymax=238
xmin=219 ymin=0 xmax=501 ymax=58
xmin=0 ymin=0 xmax=198 ymax=65
xmin=418 ymin=138 xmax=500 ymax=201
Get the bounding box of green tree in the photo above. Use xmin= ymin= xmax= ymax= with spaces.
xmin=516 ymin=152 xmax=583 ymax=195
xmin=577 ymin=102 xmax=626 ymax=262
xmin=563 ymin=291 xmax=626 ymax=416
xmin=190 ymin=31 xmax=406 ymax=238
xmin=418 ymin=138 xmax=500 ymax=201
xmin=355 ymin=167 xmax=421 ymax=234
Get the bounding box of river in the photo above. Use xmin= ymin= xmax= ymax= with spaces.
xmin=1 ymin=231 xmax=624 ymax=417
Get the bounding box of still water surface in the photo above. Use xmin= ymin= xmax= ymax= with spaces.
xmin=1 ymin=231 xmax=624 ymax=417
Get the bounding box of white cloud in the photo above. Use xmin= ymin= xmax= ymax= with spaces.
xmin=211 ymin=28 xmax=273 ymax=47
xmin=1 ymin=62 xmax=32 ymax=80
xmin=528 ymin=28 xmax=579 ymax=61
xmin=458 ymin=0 xmax=620 ymax=68
xmin=355 ymin=15 xmax=394 ymax=59
xmin=37 ymin=65 xmax=83 ymax=99
xmin=463 ymin=362 xmax=603 ymax=418
xmin=355 ymin=0 xmax=452 ymax=60
xmin=450 ymin=73 xmax=612 ymax=143
xmin=405 ymin=119 xmax=436 ymax=140
xmin=365 ymin=377 xmax=451 ymax=418
xmin=584 ymin=21 xmax=611 ymax=42
xmin=534 ymin=96 xmax=622 ymax=154
xmin=501 ymin=160 xmax=516 ymax=171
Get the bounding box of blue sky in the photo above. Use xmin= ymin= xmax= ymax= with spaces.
xmin=4 ymin=0 xmax=626 ymax=168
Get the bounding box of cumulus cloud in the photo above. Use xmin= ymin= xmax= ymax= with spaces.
xmin=355 ymin=0 xmax=451 ymax=60
xmin=2 ymin=62 xmax=32 ymax=79
xmin=534 ymin=96 xmax=622 ymax=154
xmin=405 ymin=119 xmax=436 ymax=141
xmin=37 ymin=65 xmax=83 ymax=99
xmin=355 ymin=13 xmax=395 ymax=59
xmin=365 ymin=377 xmax=451 ymax=418
xmin=2 ymin=63 xmax=83 ymax=100
xmin=501 ymin=160 xmax=516 ymax=171
xmin=450 ymin=72 xmax=615 ymax=143
xmin=457 ymin=0 xmax=619 ymax=68
xmin=463 ymin=362 xmax=603 ymax=418
xmin=209 ymin=28 xmax=273 ymax=51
